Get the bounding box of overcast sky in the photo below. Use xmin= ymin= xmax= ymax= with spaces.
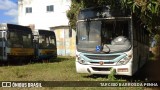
xmin=0 ymin=0 xmax=18 ymax=24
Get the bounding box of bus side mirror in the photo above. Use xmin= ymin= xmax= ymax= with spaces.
xmin=76 ymin=35 xmax=78 ymax=45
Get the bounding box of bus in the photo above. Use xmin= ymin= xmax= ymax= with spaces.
xmin=75 ymin=6 xmax=149 ymax=76
xmin=33 ymin=30 xmax=57 ymax=61
xmin=0 ymin=23 xmax=34 ymax=63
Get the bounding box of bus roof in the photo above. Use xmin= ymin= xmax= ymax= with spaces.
xmin=38 ymin=29 xmax=55 ymax=36
xmin=0 ymin=23 xmax=32 ymax=32
xmin=78 ymin=6 xmax=131 ymax=20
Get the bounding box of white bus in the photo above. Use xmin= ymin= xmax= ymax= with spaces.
xmin=75 ymin=6 xmax=149 ymax=76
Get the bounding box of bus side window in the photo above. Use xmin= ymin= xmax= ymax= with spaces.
xmin=144 ymin=32 xmax=147 ymax=45
xmin=140 ymin=27 xmax=142 ymax=43
xmin=141 ymin=28 xmax=143 ymax=43
xmin=133 ymin=28 xmax=137 ymax=40
xmin=137 ymin=28 xmax=139 ymax=42
xmin=142 ymin=28 xmax=145 ymax=44
xmin=139 ymin=28 xmax=141 ymax=43
xmin=42 ymin=41 xmax=47 ymax=47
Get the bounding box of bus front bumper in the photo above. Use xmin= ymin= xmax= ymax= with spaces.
xmin=76 ymin=61 xmax=132 ymax=76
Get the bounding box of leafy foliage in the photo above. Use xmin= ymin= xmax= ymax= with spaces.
xmin=66 ymin=0 xmax=122 ymax=29
xmin=67 ymin=0 xmax=160 ymax=33
xmin=122 ymin=0 xmax=160 ymax=34
xmin=124 ymin=0 xmax=160 ymax=47
xmin=108 ymin=69 xmax=116 ymax=81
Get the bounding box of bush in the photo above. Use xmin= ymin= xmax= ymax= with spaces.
xmin=108 ymin=69 xmax=116 ymax=81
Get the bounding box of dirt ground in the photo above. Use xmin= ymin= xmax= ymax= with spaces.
xmin=143 ymin=58 xmax=160 ymax=81
xmin=124 ymin=56 xmax=160 ymax=82
xmin=143 ymin=59 xmax=160 ymax=90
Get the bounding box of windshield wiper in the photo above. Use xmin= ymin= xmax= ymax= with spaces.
xmin=101 ymin=44 xmax=110 ymax=53
xmin=86 ymin=20 xmax=90 ymax=41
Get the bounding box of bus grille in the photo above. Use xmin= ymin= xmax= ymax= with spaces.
xmin=90 ymin=62 xmax=114 ymax=64
xmin=84 ymin=55 xmax=120 ymax=60
xmin=92 ymin=67 xmax=111 ymax=71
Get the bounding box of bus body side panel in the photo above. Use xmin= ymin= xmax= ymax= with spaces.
xmin=8 ymin=48 xmax=34 ymax=61
xmin=132 ymin=40 xmax=139 ymax=75
xmin=37 ymin=49 xmax=57 ymax=60
xmin=132 ymin=16 xmax=150 ymax=74
xmin=132 ymin=19 xmax=139 ymax=75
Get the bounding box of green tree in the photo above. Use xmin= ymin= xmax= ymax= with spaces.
xmin=67 ymin=0 xmax=122 ymax=29
xmin=122 ymin=0 xmax=160 ymax=33
xmin=126 ymin=0 xmax=160 ymax=52
xmin=67 ymin=0 xmax=160 ymax=33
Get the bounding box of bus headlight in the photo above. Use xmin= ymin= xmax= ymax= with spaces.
xmin=117 ymin=54 xmax=132 ymax=65
xmin=78 ymin=59 xmax=85 ymax=64
xmin=76 ymin=55 xmax=89 ymax=65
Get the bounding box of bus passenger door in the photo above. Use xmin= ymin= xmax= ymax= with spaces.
xmin=33 ymin=35 xmax=39 ymax=59
xmin=0 ymin=31 xmax=7 ymax=61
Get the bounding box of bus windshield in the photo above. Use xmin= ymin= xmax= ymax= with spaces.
xmin=39 ymin=34 xmax=56 ymax=49
xmin=77 ymin=21 xmax=101 ymax=52
xmin=77 ymin=19 xmax=131 ymax=53
xmin=8 ymin=31 xmax=33 ymax=48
